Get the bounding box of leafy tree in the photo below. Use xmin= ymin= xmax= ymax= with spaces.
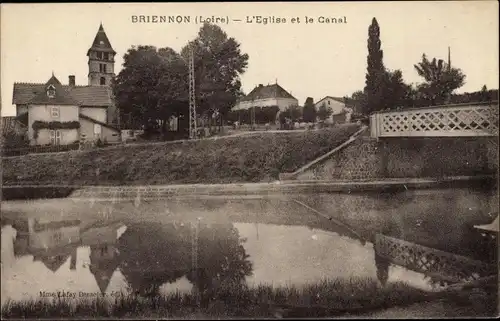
xmin=180 ymin=23 xmax=249 ymax=132
xmin=1 ymin=130 xmax=29 ymax=150
xmin=364 ymin=18 xmax=386 ymax=114
xmin=317 ymin=103 xmax=333 ymax=121
xmin=113 ymin=45 xmax=189 ymax=136
xmin=449 ymin=88 xmax=498 ymax=104
xmin=480 ymin=85 xmax=489 ymax=102
xmin=414 ymin=53 xmax=466 ymax=105
xmin=384 ymin=69 xmax=414 ymax=110
xmin=254 ymin=106 xmax=280 ymax=124
xmin=349 ymin=90 xmax=368 ymax=114
xmin=278 ymin=105 xmax=301 ymax=125
xmin=302 ymin=97 xmax=316 ymax=122
xmin=113 ymin=23 xmax=249 ymax=139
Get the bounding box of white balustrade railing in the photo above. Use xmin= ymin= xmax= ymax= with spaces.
xmin=370 ymin=102 xmax=499 ymax=138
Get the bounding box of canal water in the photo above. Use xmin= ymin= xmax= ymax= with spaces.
xmin=1 ymin=187 xmax=498 ymax=305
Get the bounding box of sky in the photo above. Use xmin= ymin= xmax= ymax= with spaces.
xmin=1 ymin=2 xmax=498 ymax=116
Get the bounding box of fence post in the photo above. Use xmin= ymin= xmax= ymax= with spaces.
xmin=370 ymin=114 xmax=377 ymax=139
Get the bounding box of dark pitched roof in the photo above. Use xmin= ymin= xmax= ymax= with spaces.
xmin=13 ymin=82 xmax=113 ymax=107
xmin=28 ymin=75 xmax=81 ymax=106
xmin=89 ymin=243 xmax=121 ymax=294
xmin=39 ymin=255 xmax=70 ymax=273
xmin=69 ymin=86 xmax=113 ymax=107
xmin=32 ymin=242 xmax=81 ymax=272
xmin=79 ymin=113 xmax=120 ymax=132
xmin=239 ymin=83 xmax=297 ymax=102
xmin=87 ymin=23 xmax=116 ymax=55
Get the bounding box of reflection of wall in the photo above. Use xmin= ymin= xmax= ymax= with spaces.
xmin=297 ymin=189 xmax=498 ymax=258
xmin=27 ymin=218 xmax=81 ymax=250
xmin=12 ymin=218 xmax=82 ymax=273
xmin=81 ymin=223 xmax=122 ymax=246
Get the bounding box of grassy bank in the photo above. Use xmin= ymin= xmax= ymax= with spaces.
xmin=1 ymin=277 xmax=438 ymax=319
xmin=2 ymin=125 xmax=360 ymax=186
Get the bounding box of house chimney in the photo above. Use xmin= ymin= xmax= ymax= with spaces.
xmin=258 ymin=84 xmax=263 ymax=87
xmin=69 ymin=75 xmax=75 ymax=86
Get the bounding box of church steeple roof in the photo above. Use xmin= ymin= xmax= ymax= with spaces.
xmin=87 ymin=23 xmax=116 ymax=56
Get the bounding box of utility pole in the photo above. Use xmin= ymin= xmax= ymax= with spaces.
xmin=448 ymin=46 xmax=451 ymax=71
xmin=251 ymin=98 xmax=256 ymax=130
xmin=191 ymin=219 xmax=200 ymax=307
xmin=188 ymin=44 xmax=197 ymax=139
xmin=445 ymin=46 xmax=452 ymax=104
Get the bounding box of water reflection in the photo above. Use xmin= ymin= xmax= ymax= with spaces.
xmin=117 ymin=221 xmax=252 ymax=300
xmin=2 ymin=215 xmax=390 ymax=304
xmin=1 ymin=188 xmax=497 ymax=305
xmin=13 ymin=218 xmax=81 ymax=273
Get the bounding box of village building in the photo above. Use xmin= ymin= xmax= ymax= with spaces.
xmin=13 ymin=218 xmax=82 ymax=272
xmin=81 ymin=222 xmax=126 ymax=294
xmin=11 ymin=24 xmax=121 ymax=146
xmin=233 ymin=83 xmax=299 ymax=112
xmin=12 ymin=217 xmax=126 ymax=294
xmin=315 ymin=96 xmax=353 ymax=124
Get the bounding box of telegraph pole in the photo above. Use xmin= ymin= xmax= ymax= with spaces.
xmin=191 ymin=218 xmax=200 ymax=307
xmin=188 ymin=44 xmax=198 ymax=139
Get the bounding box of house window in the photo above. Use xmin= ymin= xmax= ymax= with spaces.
xmin=52 ymin=231 xmax=62 ymax=244
xmin=328 ymin=101 xmax=330 ymax=105
xmin=99 ymin=64 xmax=107 ymax=73
xmin=46 ymin=85 xmax=56 ymax=98
xmin=104 ymin=52 xmax=109 ymax=60
xmin=51 ymin=106 xmax=60 ymax=118
xmin=97 ymin=52 xmax=103 ymax=59
xmin=50 ymin=130 xmax=61 ymax=145
xmin=100 ymin=77 xmax=106 ymax=85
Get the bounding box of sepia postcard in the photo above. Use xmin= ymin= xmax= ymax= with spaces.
xmin=0 ymin=1 xmax=498 ymax=319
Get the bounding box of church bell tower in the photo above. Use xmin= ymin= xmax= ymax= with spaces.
xmin=87 ymin=23 xmax=116 ymax=86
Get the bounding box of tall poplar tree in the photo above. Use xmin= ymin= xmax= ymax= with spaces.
xmin=364 ymin=18 xmax=386 ymax=114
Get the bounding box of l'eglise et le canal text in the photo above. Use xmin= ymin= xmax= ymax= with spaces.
xmin=245 ymin=16 xmax=347 ymax=24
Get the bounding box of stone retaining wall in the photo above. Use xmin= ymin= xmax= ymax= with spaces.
xmin=295 ymin=136 xmax=498 ymax=180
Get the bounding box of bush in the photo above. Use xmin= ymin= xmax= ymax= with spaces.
xmin=2 ymin=131 xmax=29 ymax=150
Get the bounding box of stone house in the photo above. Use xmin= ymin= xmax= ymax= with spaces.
xmin=11 ymin=24 xmax=121 ymax=146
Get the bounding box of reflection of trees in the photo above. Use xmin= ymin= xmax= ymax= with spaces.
xmin=374 ymin=253 xmax=389 ymax=286
xmin=186 ymin=224 xmax=253 ymax=306
xmin=117 ymin=223 xmax=191 ymax=297
xmin=117 ymin=222 xmax=253 ymax=301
